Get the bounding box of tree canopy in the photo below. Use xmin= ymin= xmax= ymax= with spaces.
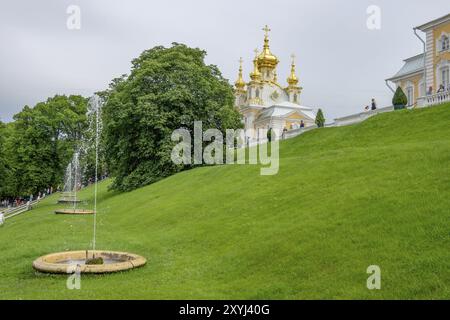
xmin=1 ymin=95 xmax=88 ymax=197
xmin=0 ymin=121 xmax=7 ymax=196
xmin=102 ymin=43 xmax=242 ymax=191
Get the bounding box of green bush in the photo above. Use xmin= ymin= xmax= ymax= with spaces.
xmin=392 ymin=87 xmax=408 ymax=110
xmin=315 ymin=108 xmax=325 ymax=127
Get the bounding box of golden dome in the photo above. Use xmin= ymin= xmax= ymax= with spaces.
xmin=234 ymin=57 xmax=246 ymax=90
xmin=287 ymin=54 xmax=299 ymax=86
xmin=257 ymin=25 xmax=279 ymax=69
xmin=249 ymin=49 xmax=262 ymax=81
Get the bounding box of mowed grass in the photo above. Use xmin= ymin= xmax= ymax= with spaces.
xmin=1 ymin=104 xmax=449 ymax=299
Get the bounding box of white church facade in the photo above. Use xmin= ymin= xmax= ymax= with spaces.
xmin=234 ymin=26 xmax=317 ymax=143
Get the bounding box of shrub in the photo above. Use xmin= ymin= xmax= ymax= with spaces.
xmin=392 ymin=87 xmax=408 ymax=110
xmin=315 ymin=108 xmax=325 ymax=127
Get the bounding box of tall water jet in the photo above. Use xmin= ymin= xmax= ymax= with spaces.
xmin=35 ymin=94 xmax=146 ymax=273
xmin=90 ymin=94 xmax=101 ymax=252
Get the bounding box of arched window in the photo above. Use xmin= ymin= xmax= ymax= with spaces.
xmin=255 ymin=88 xmax=260 ymax=98
xmin=441 ymin=35 xmax=449 ymax=51
xmin=293 ymin=94 xmax=298 ymax=103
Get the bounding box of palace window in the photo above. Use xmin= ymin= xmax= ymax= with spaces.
xmin=441 ymin=67 xmax=449 ymax=88
xmin=293 ymin=94 xmax=298 ymax=103
xmin=255 ymin=88 xmax=260 ymax=98
xmin=406 ymin=86 xmax=414 ymax=106
xmin=441 ymin=35 xmax=449 ymax=51
xmin=418 ymin=80 xmax=425 ymax=97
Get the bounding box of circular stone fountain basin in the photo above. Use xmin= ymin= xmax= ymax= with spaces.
xmin=55 ymin=209 xmax=95 ymax=215
xmin=33 ymin=250 xmax=146 ymax=274
xmin=57 ymin=198 xmax=82 ymax=204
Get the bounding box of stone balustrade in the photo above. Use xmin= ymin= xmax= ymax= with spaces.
xmin=417 ymin=91 xmax=450 ymax=107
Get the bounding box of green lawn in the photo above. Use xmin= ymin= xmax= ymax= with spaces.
xmin=1 ymin=104 xmax=449 ymax=299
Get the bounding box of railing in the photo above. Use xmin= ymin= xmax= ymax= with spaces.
xmin=417 ymin=91 xmax=450 ymax=107
xmin=283 ymin=125 xmax=318 ymax=140
xmin=1 ymin=197 xmax=44 ymax=221
xmin=334 ymin=106 xmax=394 ymax=127
xmin=243 ymin=125 xmax=319 ymax=147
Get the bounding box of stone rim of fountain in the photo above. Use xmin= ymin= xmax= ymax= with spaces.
xmin=54 ymin=208 xmax=95 ymax=215
xmin=33 ymin=250 xmax=147 ymax=274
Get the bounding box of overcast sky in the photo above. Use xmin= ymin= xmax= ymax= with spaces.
xmin=0 ymin=0 xmax=447 ymax=122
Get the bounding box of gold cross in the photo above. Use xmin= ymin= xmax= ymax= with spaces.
xmin=291 ymin=53 xmax=296 ymax=62
xmin=239 ymin=57 xmax=243 ymax=65
xmin=262 ymin=25 xmax=271 ymax=37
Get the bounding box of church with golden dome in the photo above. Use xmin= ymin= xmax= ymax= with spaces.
xmin=234 ymin=25 xmax=316 ymax=142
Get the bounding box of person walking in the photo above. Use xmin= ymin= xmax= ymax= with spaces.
xmin=300 ymin=120 xmax=305 ymax=128
xmin=371 ymin=98 xmax=377 ymax=111
xmin=282 ymin=127 xmax=287 ymax=140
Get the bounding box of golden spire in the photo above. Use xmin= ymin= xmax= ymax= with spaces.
xmin=257 ymin=25 xmax=279 ymax=69
xmin=234 ymin=57 xmax=246 ymax=90
xmin=250 ymin=49 xmax=261 ymax=81
xmin=287 ymin=53 xmax=299 ymax=86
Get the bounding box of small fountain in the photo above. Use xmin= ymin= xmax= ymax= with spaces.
xmin=57 ymin=152 xmax=82 ymax=204
xmin=55 ymin=151 xmax=94 ymax=215
xmin=34 ymin=95 xmax=146 ymax=274
xmin=33 ymin=250 xmax=146 ymax=274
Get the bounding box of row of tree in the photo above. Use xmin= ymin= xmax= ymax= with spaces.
xmin=0 ymin=43 xmax=243 ymax=196
xmin=2 ymin=43 xmax=332 ymax=197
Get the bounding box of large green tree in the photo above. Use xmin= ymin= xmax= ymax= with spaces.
xmin=103 ymin=43 xmax=242 ymax=191
xmin=0 ymin=122 xmax=15 ymax=198
xmin=6 ymin=95 xmax=88 ymax=196
xmin=0 ymin=121 xmax=7 ymax=197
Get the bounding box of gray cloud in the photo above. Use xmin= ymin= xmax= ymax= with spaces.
xmin=0 ymin=0 xmax=447 ymax=122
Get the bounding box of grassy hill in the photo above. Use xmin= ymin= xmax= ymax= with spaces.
xmin=1 ymin=104 xmax=449 ymax=299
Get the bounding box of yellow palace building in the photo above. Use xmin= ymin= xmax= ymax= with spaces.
xmin=387 ymin=13 xmax=450 ymax=107
xmin=234 ymin=26 xmax=317 ymax=143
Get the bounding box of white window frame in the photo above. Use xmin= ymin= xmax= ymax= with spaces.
xmin=435 ymin=60 xmax=450 ymax=91
xmin=441 ymin=67 xmax=449 ymax=88
xmin=405 ymin=83 xmax=414 ymax=106
xmin=418 ymin=79 xmax=425 ymax=97
xmin=442 ymin=35 xmax=449 ymax=52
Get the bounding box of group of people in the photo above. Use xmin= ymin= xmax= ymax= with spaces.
xmin=435 ymin=84 xmax=450 ymax=94
xmin=0 ymin=187 xmax=54 ymax=210
xmin=281 ymin=120 xmax=306 ymax=139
